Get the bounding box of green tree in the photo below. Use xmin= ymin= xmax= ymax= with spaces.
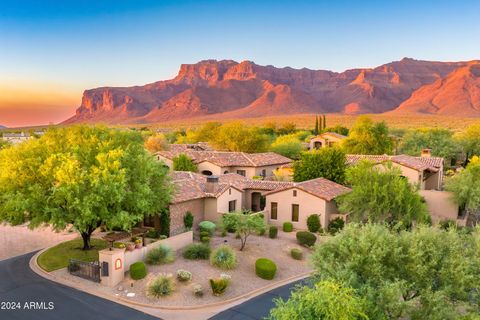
xmin=172 ymin=153 xmax=197 ymax=172
xmin=456 ymin=121 xmax=480 ymax=163
xmin=324 ymin=125 xmax=349 ymax=136
xmin=268 ymin=280 xmax=369 ymax=320
xmin=293 ymin=148 xmax=346 ymax=183
xmin=221 ymin=211 xmax=266 ymax=251
xmin=342 ymin=116 xmax=393 ymax=155
xmin=337 ymin=160 xmax=429 ymax=226
xmin=311 ymin=224 xmax=480 ymax=319
xmin=210 ymin=122 xmax=269 ymax=152
xmin=270 ymin=134 xmax=304 ymax=160
xmin=445 ymin=156 xmax=480 ymax=222
xmin=399 ymin=128 xmax=457 ymax=165
xmin=0 ymin=126 xmax=172 ymax=250
xmin=178 ymin=122 xmax=222 ymax=143
xmin=314 ymin=116 xmax=319 ymax=135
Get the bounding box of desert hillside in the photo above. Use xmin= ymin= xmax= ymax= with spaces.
xmin=63 ymin=58 xmax=480 ymax=124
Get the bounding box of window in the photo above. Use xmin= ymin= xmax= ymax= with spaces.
xmin=224 ymin=170 xmax=229 ymax=174
xmin=293 ymin=190 xmax=297 ymax=197
xmin=228 ymin=200 xmax=236 ymax=212
xmin=229 ymin=188 xmax=231 ymax=195
xmin=291 ymin=204 xmax=299 ymax=222
xmin=261 ymin=169 xmax=266 ymax=177
xmin=271 ymin=202 xmax=278 ymax=220
xmin=237 ymin=170 xmax=246 ymax=177
xmin=201 ymin=170 xmax=213 ymax=176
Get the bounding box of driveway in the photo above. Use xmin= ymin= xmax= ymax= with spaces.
xmin=0 ymin=224 xmax=77 ymax=261
xmin=0 ymin=251 xmax=160 ymax=320
xmin=210 ymin=279 xmax=310 ymax=320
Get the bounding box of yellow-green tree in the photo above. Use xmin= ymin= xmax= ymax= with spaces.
xmin=210 ymin=122 xmax=270 ymax=152
xmin=0 ymin=126 xmax=172 ymax=250
xmin=145 ymin=133 xmax=169 ymax=153
xmin=342 ymin=116 xmax=393 ymax=155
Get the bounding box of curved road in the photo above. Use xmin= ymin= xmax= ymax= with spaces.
xmin=0 ymin=252 xmax=159 ymax=320
xmin=0 ymin=251 xmax=307 ymax=320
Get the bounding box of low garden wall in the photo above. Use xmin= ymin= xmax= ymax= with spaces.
xmin=124 ymin=231 xmax=193 ymax=271
xmin=99 ymin=231 xmax=193 ymax=287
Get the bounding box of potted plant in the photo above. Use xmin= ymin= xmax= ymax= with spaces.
xmin=126 ymin=242 xmax=135 ymax=251
xmin=134 ymin=238 xmax=143 ymax=249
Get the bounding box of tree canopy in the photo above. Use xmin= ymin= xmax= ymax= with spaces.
xmin=0 ymin=126 xmax=172 ymax=249
xmin=270 ymin=134 xmax=305 ymax=160
xmin=445 ymin=156 xmax=480 ymax=223
xmin=399 ymin=128 xmax=457 ymax=165
xmin=456 ymin=121 xmax=480 ymax=163
xmin=337 ymin=160 xmax=429 ymax=226
xmin=342 ymin=116 xmax=393 ymax=155
xmin=293 ymin=147 xmax=346 ymax=183
xmin=310 ymin=224 xmax=480 ymax=320
xmin=210 ymin=122 xmax=270 ymax=152
xmin=221 ymin=211 xmax=265 ymax=251
xmin=172 ymin=153 xmax=198 ymax=172
xmin=144 ymin=133 xmax=169 ymax=153
xmin=268 ymin=280 xmax=368 ymax=320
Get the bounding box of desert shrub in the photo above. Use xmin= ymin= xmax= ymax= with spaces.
xmin=193 ymin=284 xmax=204 ymax=297
xmin=183 ymin=243 xmax=211 ymax=260
xmin=255 ymin=258 xmax=277 ymax=280
xmin=209 ymin=274 xmax=231 ymax=296
xmin=159 ymin=235 xmax=167 ymax=240
xmin=145 ymin=229 xmax=160 ymax=239
xmin=147 ymin=273 xmax=175 ymax=297
xmin=438 ymin=219 xmax=456 ymax=231
xmin=283 ymin=222 xmax=293 ymax=232
xmin=258 ymin=226 xmax=266 ymax=236
xmin=291 ymin=248 xmax=303 ymax=260
xmin=199 ymin=221 xmax=216 ymax=235
xmin=113 ymin=242 xmax=126 ymax=249
xmin=129 ymin=262 xmax=147 ymax=280
xmin=176 ymin=269 xmax=192 ymax=282
xmin=221 ymin=229 xmax=227 ymax=237
xmin=269 ymin=226 xmax=278 ymax=239
xmin=200 ymin=236 xmax=211 ymax=244
xmin=328 ymin=217 xmax=345 ymax=235
xmin=210 ymin=245 xmax=237 ymax=270
xmin=146 ymin=245 xmax=175 ymax=265
xmin=199 ymin=231 xmax=210 ymax=238
xmin=296 ymin=231 xmax=317 ymax=247
xmin=306 ymin=214 xmax=321 ymax=233
xmin=183 ymin=211 xmax=194 ymax=230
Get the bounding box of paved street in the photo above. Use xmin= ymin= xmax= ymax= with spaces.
xmin=0 ymin=251 xmax=160 ymax=320
xmin=210 ymin=279 xmax=309 ymax=320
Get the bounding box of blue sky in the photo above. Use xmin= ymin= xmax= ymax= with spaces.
xmin=0 ymin=0 xmax=479 ymax=126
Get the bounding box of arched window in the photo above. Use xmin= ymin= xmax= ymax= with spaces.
xmin=201 ymin=170 xmax=213 ymax=176
xmin=114 ymin=258 xmax=122 ymax=270
xmin=224 ymin=170 xmax=229 ymax=174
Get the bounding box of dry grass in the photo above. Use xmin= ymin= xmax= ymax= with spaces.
xmin=131 ymin=113 xmax=479 ymax=132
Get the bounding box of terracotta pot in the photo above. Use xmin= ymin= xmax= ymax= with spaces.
xmin=126 ymin=243 xmax=135 ymax=251
xmin=135 ymin=243 xmax=142 ymax=249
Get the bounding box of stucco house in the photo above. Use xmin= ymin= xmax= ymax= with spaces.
xmin=309 ymin=132 xmax=346 ymax=150
xmin=264 ymin=178 xmax=351 ymax=230
xmin=144 ymin=171 xmax=293 ymax=235
xmin=156 ymin=146 xmax=292 ymax=179
xmin=346 ymin=153 xmax=444 ymax=190
xmin=2 ymin=132 xmax=30 ymax=144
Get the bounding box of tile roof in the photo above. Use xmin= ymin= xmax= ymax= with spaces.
xmin=264 ymin=178 xmax=351 ymax=201
xmin=170 ymin=172 xmax=292 ymax=204
xmin=318 ymin=132 xmax=347 ymax=139
xmin=346 ymin=154 xmax=443 ymax=172
xmin=157 ymin=148 xmax=292 ymax=167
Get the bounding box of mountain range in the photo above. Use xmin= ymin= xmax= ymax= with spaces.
xmin=63 ymin=58 xmax=480 ymax=124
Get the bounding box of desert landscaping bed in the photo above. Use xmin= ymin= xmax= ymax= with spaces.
xmin=52 ymin=230 xmax=315 ymax=307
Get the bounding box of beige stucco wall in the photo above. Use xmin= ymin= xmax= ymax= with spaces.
xmin=169 ymin=199 xmax=205 ymax=235
xmin=204 ymin=198 xmax=218 ymax=222
xmin=197 ymin=161 xmax=222 ymax=176
xmin=156 ymin=155 xmax=173 ymax=167
xmin=419 ymin=190 xmax=459 ymax=224
xmin=217 ymin=187 xmax=243 ymax=213
xmin=375 ymin=163 xmax=423 ymax=189
xmin=265 ymin=188 xmax=333 ymax=230
xmin=309 ymin=135 xmax=343 ymax=150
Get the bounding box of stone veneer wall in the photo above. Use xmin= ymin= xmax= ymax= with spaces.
xmin=169 ymin=199 xmax=205 ymax=235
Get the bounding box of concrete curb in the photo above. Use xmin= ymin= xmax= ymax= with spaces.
xmin=30 ymin=246 xmax=312 ymax=318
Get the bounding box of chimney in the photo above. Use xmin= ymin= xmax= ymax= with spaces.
xmin=205 ymin=176 xmax=219 ymax=193
xmin=421 ymin=148 xmax=432 ymax=158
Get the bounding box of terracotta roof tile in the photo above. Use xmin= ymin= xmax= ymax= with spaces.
xmin=346 ymin=154 xmax=443 ymax=172
xmin=264 ymin=178 xmax=351 ymax=201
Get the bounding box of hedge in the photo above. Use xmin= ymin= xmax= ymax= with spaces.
xmin=199 ymin=221 xmax=216 ymax=235
xmin=255 ymin=258 xmax=277 ymax=280
xmin=130 ymin=262 xmax=147 ymax=280
xmin=269 ymin=226 xmax=278 ymax=239
xmin=296 ymin=231 xmax=317 ymax=247
xmin=283 ymin=222 xmax=293 ymax=232
xmin=291 ymin=248 xmax=303 ymax=260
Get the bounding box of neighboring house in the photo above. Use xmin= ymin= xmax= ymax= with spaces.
xmin=309 ymin=132 xmax=346 ymax=150
xmin=143 ymin=171 xmax=293 ymax=235
xmin=2 ymin=132 xmax=30 ymax=144
xmin=156 ymin=146 xmax=292 ymax=179
xmin=264 ymin=178 xmax=351 ymax=230
xmin=346 ymin=152 xmax=444 ymax=190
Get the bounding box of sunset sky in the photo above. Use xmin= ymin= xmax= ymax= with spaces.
xmin=1 ymin=0 xmax=479 ymax=127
